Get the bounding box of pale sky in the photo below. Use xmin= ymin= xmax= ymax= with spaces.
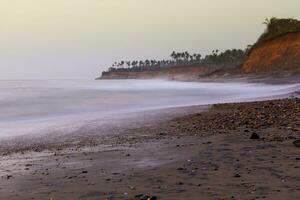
xmin=0 ymin=0 xmax=299 ymax=79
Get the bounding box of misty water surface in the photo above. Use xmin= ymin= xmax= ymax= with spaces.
xmin=0 ymin=79 xmax=298 ymax=138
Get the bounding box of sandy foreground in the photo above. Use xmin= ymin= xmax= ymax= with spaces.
xmin=0 ymin=93 xmax=299 ymax=199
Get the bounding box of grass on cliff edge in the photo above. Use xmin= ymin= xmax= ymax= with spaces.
xmin=256 ymin=17 xmax=300 ymax=45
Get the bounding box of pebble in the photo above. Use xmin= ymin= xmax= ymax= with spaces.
xmin=6 ymin=175 xmax=12 ymax=179
xmin=250 ymin=133 xmax=260 ymax=140
xmin=293 ymin=140 xmax=300 ymax=147
xmin=234 ymin=174 xmax=241 ymax=178
xmin=129 ymin=186 xmax=136 ymax=190
xmin=135 ymin=194 xmax=157 ymax=200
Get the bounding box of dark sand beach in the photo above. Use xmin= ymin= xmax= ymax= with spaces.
xmin=0 ymin=91 xmax=299 ymax=200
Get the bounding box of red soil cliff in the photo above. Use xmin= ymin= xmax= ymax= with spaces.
xmin=243 ymin=32 xmax=300 ymax=73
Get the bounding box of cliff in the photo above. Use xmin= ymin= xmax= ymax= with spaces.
xmin=243 ymin=18 xmax=300 ymax=73
xmin=243 ymin=32 xmax=300 ymax=73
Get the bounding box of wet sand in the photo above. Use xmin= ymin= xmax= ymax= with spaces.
xmin=0 ymin=96 xmax=299 ymax=199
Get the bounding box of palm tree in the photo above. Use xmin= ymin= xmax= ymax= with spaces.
xmin=189 ymin=55 xmax=193 ymax=61
xmin=180 ymin=52 xmax=185 ymax=61
xmin=139 ymin=60 xmax=144 ymax=67
xmin=263 ymin=18 xmax=270 ymax=25
xmin=263 ymin=17 xmax=277 ymax=26
xmin=150 ymin=60 xmax=156 ymax=67
xmin=184 ymin=51 xmax=190 ymax=61
xmin=120 ymin=61 xmax=125 ymax=68
xmin=171 ymin=51 xmax=175 ymax=60
xmin=145 ymin=60 xmax=150 ymax=66
xmin=263 ymin=17 xmax=277 ymax=27
xmin=126 ymin=61 xmax=131 ymax=68
xmin=131 ymin=61 xmax=138 ymax=68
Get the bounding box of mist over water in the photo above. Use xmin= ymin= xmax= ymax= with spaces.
xmin=0 ymin=79 xmax=298 ymax=138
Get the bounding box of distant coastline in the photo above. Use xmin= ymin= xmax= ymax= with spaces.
xmin=97 ymin=18 xmax=300 ymax=80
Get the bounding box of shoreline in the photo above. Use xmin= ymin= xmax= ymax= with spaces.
xmin=98 ymin=71 xmax=300 ymax=84
xmin=0 ymin=93 xmax=299 ymax=199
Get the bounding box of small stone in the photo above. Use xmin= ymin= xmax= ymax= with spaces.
xmin=250 ymin=133 xmax=260 ymax=139
xmin=234 ymin=174 xmax=241 ymax=178
xmin=134 ymin=194 xmax=157 ymax=200
xmin=6 ymin=175 xmax=12 ymax=179
xmin=293 ymin=140 xmax=300 ymax=147
xmin=129 ymin=186 xmax=136 ymax=190
xmin=135 ymin=194 xmax=144 ymax=198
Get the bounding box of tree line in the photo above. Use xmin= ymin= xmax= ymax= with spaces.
xmin=104 ymin=46 xmax=252 ymax=73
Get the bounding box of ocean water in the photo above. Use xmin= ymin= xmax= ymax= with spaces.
xmin=0 ymin=79 xmax=298 ymax=138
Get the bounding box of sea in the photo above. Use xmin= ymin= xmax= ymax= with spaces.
xmin=0 ymin=79 xmax=298 ymax=138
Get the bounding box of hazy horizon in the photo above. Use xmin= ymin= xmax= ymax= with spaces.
xmin=1 ymin=0 xmax=300 ymax=79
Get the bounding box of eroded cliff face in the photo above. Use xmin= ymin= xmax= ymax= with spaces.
xmin=243 ymin=32 xmax=300 ymax=73
xmin=99 ymin=66 xmax=210 ymax=81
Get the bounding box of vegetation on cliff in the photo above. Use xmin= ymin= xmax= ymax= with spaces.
xmin=257 ymin=17 xmax=300 ymax=45
xmin=102 ymin=47 xmax=251 ymax=75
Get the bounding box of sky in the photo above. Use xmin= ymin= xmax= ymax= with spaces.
xmin=0 ymin=0 xmax=300 ymax=79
